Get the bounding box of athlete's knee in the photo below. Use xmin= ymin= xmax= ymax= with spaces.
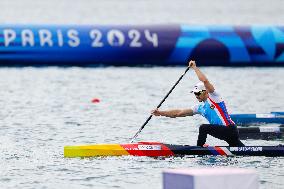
xmin=199 ymin=124 xmax=209 ymax=133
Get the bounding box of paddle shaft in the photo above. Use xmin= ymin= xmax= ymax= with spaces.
xmin=130 ymin=66 xmax=190 ymax=143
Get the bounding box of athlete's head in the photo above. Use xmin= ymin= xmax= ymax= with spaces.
xmin=191 ymin=82 xmax=208 ymax=102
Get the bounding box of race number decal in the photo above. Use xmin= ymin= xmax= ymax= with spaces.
xmin=138 ymin=145 xmax=162 ymax=150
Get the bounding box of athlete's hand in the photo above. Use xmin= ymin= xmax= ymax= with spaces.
xmin=151 ymin=109 xmax=161 ymax=116
xmin=188 ymin=60 xmax=196 ymax=68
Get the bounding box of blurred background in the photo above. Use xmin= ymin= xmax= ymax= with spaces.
xmin=0 ymin=0 xmax=283 ymax=25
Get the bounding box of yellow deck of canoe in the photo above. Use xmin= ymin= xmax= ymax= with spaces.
xmin=64 ymin=144 xmax=130 ymax=158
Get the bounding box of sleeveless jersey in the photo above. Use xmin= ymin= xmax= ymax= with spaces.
xmin=191 ymin=91 xmax=235 ymax=126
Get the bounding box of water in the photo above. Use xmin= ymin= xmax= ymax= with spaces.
xmin=0 ymin=0 xmax=284 ymax=25
xmin=0 ymin=67 xmax=283 ymax=189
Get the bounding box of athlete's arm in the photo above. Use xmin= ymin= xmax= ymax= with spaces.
xmin=151 ymin=108 xmax=194 ymax=118
xmin=189 ymin=60 xmax=215 ymax=93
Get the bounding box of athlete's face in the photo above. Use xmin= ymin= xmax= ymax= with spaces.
xmin=194 ymin=90 xmax=208 ymax=102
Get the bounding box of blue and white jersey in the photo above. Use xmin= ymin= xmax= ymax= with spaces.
xmin=191 ymin=91 xmax=235 ymax=126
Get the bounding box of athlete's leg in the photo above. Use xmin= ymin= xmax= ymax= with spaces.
xmin=226 ymin=125 xmax=245 ymax=147
xmin=197 ymin=124 xmax=211 ymax=146
xmin=197 ymin=124 xmax=245 ymax=147
xmin=205 ymin=124 xmax=230 ymax=140
xmin=207 ymin=124 xmax=245 ymax=146
xmin=228 ymin=138 xmax=245 ymax=147
xmin=196 ymin=124 xmax=227 ymax=146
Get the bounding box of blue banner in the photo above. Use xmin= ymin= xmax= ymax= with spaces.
xmin=0 ymin=25 xmax=283 ymax=66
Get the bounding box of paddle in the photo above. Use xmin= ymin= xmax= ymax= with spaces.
xmin=130 ymin=66 xmax=190 ymax=143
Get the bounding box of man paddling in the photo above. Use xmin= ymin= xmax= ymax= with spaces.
xmin=151 ymin=60 xmax=245 ymax=147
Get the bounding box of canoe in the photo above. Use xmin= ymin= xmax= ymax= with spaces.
xmin=64 ymin=142 xmax=284 ymax=158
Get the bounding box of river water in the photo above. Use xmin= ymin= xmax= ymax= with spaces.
xmin=0 ymin=67 xmax=283 ymax=189
xmin=0 ymin=0 xmax=284 ymax=25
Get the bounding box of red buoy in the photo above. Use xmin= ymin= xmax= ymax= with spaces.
xmin=91 ymin=98 xmax=100 ymax=103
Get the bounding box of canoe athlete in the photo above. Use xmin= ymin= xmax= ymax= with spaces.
xmin=151 ymin=60 xmax=245 ymax=147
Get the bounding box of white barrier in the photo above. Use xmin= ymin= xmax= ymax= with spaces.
xmin=163 ymin=168 xmax=258 ymax=189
